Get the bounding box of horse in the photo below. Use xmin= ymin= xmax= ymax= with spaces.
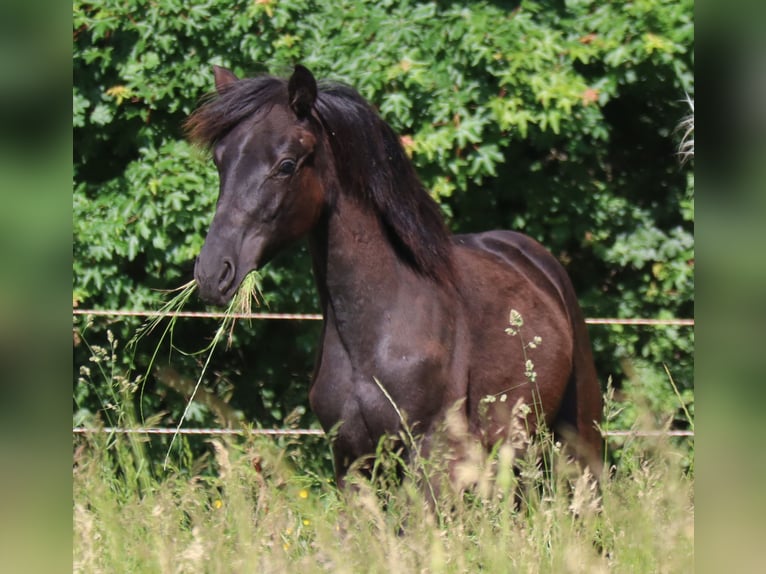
xmin=186 ymin=64 xmax=603 ymax=487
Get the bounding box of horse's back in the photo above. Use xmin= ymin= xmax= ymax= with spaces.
xmin=453 ymin=230 xmax=574 ymax=312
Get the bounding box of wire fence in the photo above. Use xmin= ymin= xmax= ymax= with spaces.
xmin=73 ymin=308 xmax=694 ymax=441
xmin=73 ymin=308 xmax=694 ymax=327
xmin=73 ymin=427 xmax=326 ymax=437
xmin=72 ymin=426 xmax=693 ymax=439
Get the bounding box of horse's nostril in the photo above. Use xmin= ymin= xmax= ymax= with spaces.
xmin=218 ymin=258 xmax=235 ymax=294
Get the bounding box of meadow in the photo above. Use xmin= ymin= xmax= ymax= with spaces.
xmin=73 ymin=396 xmax=693 ymax=573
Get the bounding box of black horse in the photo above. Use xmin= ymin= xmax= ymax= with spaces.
xmin=187 ymin=65 xmax=602 ymax=485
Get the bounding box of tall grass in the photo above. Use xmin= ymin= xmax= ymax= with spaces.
xmin=74 ymin=386 xmax=693 ymax=573
xmin=73 ymin=432 xmax=693 ymax=573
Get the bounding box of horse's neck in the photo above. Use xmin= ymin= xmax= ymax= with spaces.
xmin=309 ymin=194 xmax=405 ymax=326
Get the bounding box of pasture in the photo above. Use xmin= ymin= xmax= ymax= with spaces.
xmin=73 ymin=347 xmax=693 ymax=574
xmin=73 ymin=430 xmax=692 ymax=573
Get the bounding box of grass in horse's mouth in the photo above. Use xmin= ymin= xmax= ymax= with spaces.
xmin=131 ymin=270 xmax=264 ymax=352
xmin=228 ymin=271 xmax=264 ymax=321
xmin=128 ymin=271 xmax=264 ymax=468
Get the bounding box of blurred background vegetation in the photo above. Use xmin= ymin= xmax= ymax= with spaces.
xmin=72 ymin=0 xmax=694 ymax=465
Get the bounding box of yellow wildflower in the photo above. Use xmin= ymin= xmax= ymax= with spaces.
xmin=105 ymin=85 xmax=131 ymax=105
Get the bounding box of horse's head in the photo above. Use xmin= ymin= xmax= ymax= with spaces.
xmin=192 ymin=65 xmax=326 ymax=305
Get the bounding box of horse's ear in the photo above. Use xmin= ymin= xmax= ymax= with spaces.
xmin=213 ymin=65 xmax=238 ymax=93
xmin=288 ymin=65 xmax=317 ymax=118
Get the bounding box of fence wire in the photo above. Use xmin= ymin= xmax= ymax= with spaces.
xmin=72 ymin=427 xmax=693 ymax=439
xmin=73 ymin=308 xmax=693 ymax=326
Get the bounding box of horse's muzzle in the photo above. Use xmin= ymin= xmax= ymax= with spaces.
xmin=194 ymin=254 xmax=237 ymax=306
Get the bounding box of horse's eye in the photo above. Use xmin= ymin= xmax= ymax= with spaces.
xmin=278 ymin=159 xmax=297 ymax=176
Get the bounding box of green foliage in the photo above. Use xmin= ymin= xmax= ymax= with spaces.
xmin=73 ymin=1 xmax=693 ymax=442
xmin=74 ymin=141 xmax=216 ymax=307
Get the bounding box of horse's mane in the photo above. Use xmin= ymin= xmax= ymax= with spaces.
xmin=185 ymin=76 xmax=287 ymax=146
xmin=185 ymin=73 xmax=454 ymax=285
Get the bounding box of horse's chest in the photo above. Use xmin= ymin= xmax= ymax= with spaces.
xmin=309 ymin=322 xmax=454 ymax=439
